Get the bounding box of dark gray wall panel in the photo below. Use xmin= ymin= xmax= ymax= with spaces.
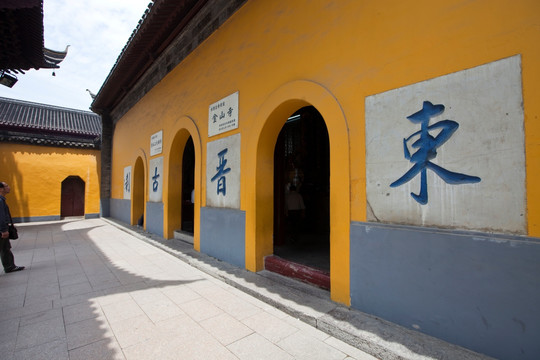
xmin=110 ymin=198 xmax=131 ymax=224
xmin=200 ymin=206 xmax=245 ymax=268
xmin=350 ymin=222 xmax=540 ymax=360
xmin=146 ymin=202 xmax=163 ymax=237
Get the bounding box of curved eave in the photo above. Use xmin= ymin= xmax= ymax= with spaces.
xmin=91 ymin=0 xmax=207 ymax=115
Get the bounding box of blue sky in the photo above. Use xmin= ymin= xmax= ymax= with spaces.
xmin=0 ymin=0 xmax=151 ymax=111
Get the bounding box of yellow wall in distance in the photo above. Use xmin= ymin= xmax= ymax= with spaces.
xmin=0 ymin=143 xmax=101 ymax=218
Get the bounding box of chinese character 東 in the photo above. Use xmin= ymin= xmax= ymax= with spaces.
xmin=390 ymin=101 xmax=480 ymax=205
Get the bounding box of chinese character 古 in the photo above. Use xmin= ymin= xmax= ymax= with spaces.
xmin=390 ymin=101 xmax=480 ymax=204
xmin=211 ymin=148 xmax=231 ymax=195
xmin=152 ymin=167 xmax=160 ymax=192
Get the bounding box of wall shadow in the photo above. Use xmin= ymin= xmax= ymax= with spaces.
xmin=0 ymin=218 xmax=199 ymax=360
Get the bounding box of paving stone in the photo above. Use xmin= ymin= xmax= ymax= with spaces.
xmin=68 ymin=338 xmax=126 ymax=360
xmin=20 ymin=308 xmax=63 ymax=327
xmin=277 ymin=331 xmax=349 ymax=360
xmin=0 ymin=325 xmax=17 ymax=357
xmin=13 ymin=339 xmax=69 ymax=360
xmin=160 ymin=284 xmax=201 ymax=305
xmin=200 ymin=312 xmax=254 ymax=345
xmin=108 ymin=314 xmax=156 ymax=349
xmin=227 ymin=333 xmax=294 ymax=360
xmin=178 ymin=297 xmax=224 ymax=322
xmin=101 ymin=298 xmax=146 ymax=324
xmin=60 ymin=281 xmax=93 ymax=298
xmin=137 ymin=297 xmax=184 ymax=323
xmin=63 ymin=300 xmax=103 ymax=325
xmin=65 ymin=315 xmax=113 ymax=350
xmin=242 ymin=310 xmax=300 ymax=343
xmin=16 ymin=316 xmax=66 ymax=350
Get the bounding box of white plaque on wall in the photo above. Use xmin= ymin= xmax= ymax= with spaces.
xmin=123 ymin=166 xmax=131 ymax=200
xmin=365 ymin=55 xmax=525 ymax=234
xmin=208 ymin=92 xmax=239 ymax=137
xmin=148 ymin=156 xmax=164 ymax=202
xmin=150 ymin=130 xmax=163 ymax=156
xmin=206 ymin=133 xmax=241 ymax=209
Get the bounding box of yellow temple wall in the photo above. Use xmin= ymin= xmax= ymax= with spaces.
xmin=109 ymin=0 xmax=540 ymax=306
xmin=0 ymin=143 xmax=101 ymax=219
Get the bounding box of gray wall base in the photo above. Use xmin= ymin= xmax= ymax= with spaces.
xmin=350 ymin=222 xmax=540 ymax=360
xmin=200 ymin=207 xmax=245 ymax=268
xmin=146 ymin=202 xmax=163 ymax=237
xmin=110 ymin=198 xmax=131 ymax=224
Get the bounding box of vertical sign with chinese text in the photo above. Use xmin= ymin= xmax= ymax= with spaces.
xmin=206 ymin=133 xmax=241 ymax=208
xmin=149 ymin=157 xmax=163 ymax=202
xmin=208 ymin=92 xmax=239 ymax=137
xmin=150 ymin=130 xmax=163 ymax=156
xmin=123 ymin=166 xmax=131 ymax=200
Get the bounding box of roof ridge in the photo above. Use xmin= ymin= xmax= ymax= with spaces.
xmin=0 ymin=96 xmax=99 ymax=116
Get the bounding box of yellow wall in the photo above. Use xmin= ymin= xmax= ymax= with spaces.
xmin=0 ymin=143 xmax=101 ymax=218
xmin=110 ymin=0 xmax=540 ymax=305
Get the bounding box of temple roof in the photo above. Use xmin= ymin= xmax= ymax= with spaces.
xmin=0 ymin=0 xmax=68 ymax=75
xmin=0 ymin=97 xmax=101 ymax=149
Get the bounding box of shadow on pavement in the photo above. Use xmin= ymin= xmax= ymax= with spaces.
xmin=0 ymin=219 xmax=200 ymax=360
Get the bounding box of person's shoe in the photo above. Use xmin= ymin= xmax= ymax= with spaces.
xmin=5 ymin=266 xmax=25 ymax=273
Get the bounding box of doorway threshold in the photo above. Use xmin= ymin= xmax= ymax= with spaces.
xmin=174 ymin=229 xmax=193 ymax=244
xmin=264 ymin=255 xmax=330 ymax=290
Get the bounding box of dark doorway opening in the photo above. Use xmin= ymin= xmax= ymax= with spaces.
xmin=181 ymin=136 xmax=195 ymax=234
xmin=61 ymin=176 xmax=85 ymax=217
xmin=270 ymin=106 xmax=330 ymax=288
xmin=133 ymin=157 xmax=145 ymax=226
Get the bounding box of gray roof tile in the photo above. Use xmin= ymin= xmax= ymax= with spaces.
xmin=0 ymin=97 xmax=102 ymax=148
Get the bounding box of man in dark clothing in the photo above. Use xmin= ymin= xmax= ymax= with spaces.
xmin=0 ymin=182 xmax=24 ymax=273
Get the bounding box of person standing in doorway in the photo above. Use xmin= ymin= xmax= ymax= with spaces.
xmin=285 ymin=184 xmax=305 ymax=243
xmin=0 ymin=182 xmax=25 ymax=273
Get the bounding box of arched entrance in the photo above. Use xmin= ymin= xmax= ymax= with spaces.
xmin=165 ymin=117 xmax=202 ymax=244
xmin=271 ymin=106 xmax=330 ymax=287
xmin=167 ymin=129 xmax=195 ymax=242
xmin=61 ymin=176 xmax=85 ymax=217
xmin=247 ymin=80 xmax=351 ymax=304
xmin=132 ymin=156 xmax=145 ymax=226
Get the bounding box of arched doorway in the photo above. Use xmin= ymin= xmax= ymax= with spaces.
xmin=248 ymin=80 xmax=351 ymax=304
xmin=132 ymin=157 xmax=145 ymax=226
xmin=167 ymin=127 xmax=198 ymax=242
xmin=61 ymin=176 xmax=85 ymax=217
xmin=181 ymin=136 xmax=195 ymax=233
xmin=269 ymin=106 xmax=330 ymax=289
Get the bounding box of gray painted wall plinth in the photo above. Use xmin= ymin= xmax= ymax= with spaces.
xmin=350 ymin=222 xmax=540 ymax=360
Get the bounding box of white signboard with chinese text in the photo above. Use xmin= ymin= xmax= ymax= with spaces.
xmin=123 ymin=166 xmax=131 ymax=200
xmin=208 ymin=91 xmax=239 ymax=137
xmin=150 ymin=130 xmax=163 ymax=156
xmin=206 ymin=133 xmax=241 ymax=208
xmin=365 ymin=55 xmax=525 ymax=234
xmin=148 ymin=156 xmax=164 ymax=202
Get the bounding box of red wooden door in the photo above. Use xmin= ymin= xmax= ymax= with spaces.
xmin=61 ymin=176 xmax=85 ymax=217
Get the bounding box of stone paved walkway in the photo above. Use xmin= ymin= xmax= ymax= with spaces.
xmin=0 ymin=219 xmax=376 ymax=360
